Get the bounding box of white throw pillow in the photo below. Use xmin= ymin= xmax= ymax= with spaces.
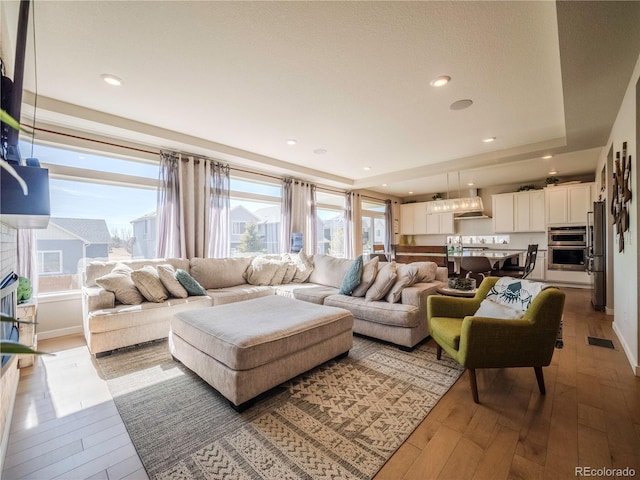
xmin=386 ymin=264 xmax=420 ymax=303
xmin=365 ymin=262 xmax=397 ymax=302
xmin=291 ymin=250 xmax=314 ymax=283
xmin=245 ymin=256 xmax=289 ymax=286
xmin=352 ymin=257 xmax=380 ymax=297
xmin=474 ymin=299 xmax=525 ymax=320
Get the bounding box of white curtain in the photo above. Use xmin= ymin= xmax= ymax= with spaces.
xmin=345 ymin=191 xmax=362 ymax=259
xmin=17 ymin=229 xmax=38 ymax=299
xmin=156 ymin=151 xmax=230 ymax=259
xmin=281 ymin=178 xmax=317 ymax=254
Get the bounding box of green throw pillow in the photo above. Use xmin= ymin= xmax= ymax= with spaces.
xmin=175 ymin=269 xmax=207 ymax=296
xmin=339 ymin=255 xmax=363 ymax=295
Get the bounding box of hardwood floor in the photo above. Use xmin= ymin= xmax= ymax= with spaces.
xmin=377 ymin=288 xmax=640 ymax=480
xmin=2 ymin=288 xmax=639 ymax=479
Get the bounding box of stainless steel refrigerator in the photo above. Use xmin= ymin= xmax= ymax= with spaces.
xmin=587 ymin=201 xmax=606 ymax=311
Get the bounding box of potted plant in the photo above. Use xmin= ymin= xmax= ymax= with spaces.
xmin=545 ymin=176 xmax=559 ymax=187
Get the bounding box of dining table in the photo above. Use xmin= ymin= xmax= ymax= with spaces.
xmin=448 ymin=249 xmax=525 ymax=274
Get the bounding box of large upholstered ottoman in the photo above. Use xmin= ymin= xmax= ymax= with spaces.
xmin=169 ymin=295 xmax=354 ymax=410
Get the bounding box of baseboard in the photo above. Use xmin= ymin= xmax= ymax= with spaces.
xmin=612 ymin=322 xmax=640 ymax=377
xmin=38 ymin=326 xmax=83 ymax=340
xmin=605 ymin=306 xmax=614 ymax=316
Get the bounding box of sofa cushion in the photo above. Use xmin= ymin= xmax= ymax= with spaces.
xmin=274 ymin=284 xmax=340 ymax=304
xmin=176 ymin=269 xmax=207 ymax=296
xmin=365 ymin=262 xmax=397 ymax=301
xmin=339 ymin=255 xmax=363 ymax=295
xmin=324 ymin=295 xmax=419 ymax=328
xmin=95 ymin=263 xmax=144 ymax=305
xmin=386 ymin=264 xmax=420 ymax=303
xmin=352 ymin=257 xmax=379 ymax=297
xmin=157 ymin=264 xmax=189 ymax=299
xmin=308 ymin=254 xmax=354 ymax=288
xmin=190 ymin=257 xmax=253 ymax=289
xmin=131 ymin=266 xmax=169 ymax=303
xmin=207 ymin=285 xmax=274 ymax=306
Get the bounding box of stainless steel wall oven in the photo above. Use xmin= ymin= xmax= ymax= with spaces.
xmin=548 ymin=226 xmax=587 ymax=271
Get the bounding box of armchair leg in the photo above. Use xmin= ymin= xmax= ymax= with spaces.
xmin=468 ymin=368 xmax=479 ymax=403
xmin=534 ymin=366 xmax=546 ymax=395
xmin=436 ymin=344 xmax=442 ymax=360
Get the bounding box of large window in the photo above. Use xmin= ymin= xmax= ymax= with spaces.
xmin=361 ymin=200 xmax=387 ymax=254
xmin=21 ymin=141 xmax=158 ymax=293
xmin=317 ymin=191 xmax=346 ymax=257
xmin=229 ymin=176 xmax=282 ymax=256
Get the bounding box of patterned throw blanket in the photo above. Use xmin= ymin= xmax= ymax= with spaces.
xmin=486 ymin=276 xmax=551 ymax=311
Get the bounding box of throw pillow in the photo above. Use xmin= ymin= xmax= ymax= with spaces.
xmin=474 ymin=299 xmax=525 ymax=320
xmin=339 ymin=255 xmax=363 ymax=295
xmin=291 ymin=249 xmax=314 ymax=283
xmin=95 ymin=263 xmax=144 ymax=305
xmin=352 ymin=257 xmax=380 ymax=297
xmin=386 ymin=264 xmax=420 ymax=303
xmin=157 ymin=264 xmax=189 ymax=298
xmin=365 ymin=262 xmax=397 ymax=302
xmin=131 ymin=266 xmax=169 ymax=303
xmin=412 ymin=261 xmax=439 ymax=283
xmin=245 ymin=256 xmax=289 ymax=286
xmin=176 ymin=269 xmax=207 ymax=296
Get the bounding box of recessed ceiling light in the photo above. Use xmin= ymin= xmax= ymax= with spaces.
xmin=430 ymin=75 xmax=451 ymax=87
xmin=101 ymin=74 xmax=122 ymax=86
xmin=408 ymin=191 xmax=414 ymax=195
xmin=382 ymin=183 xmax=388 ymax=187
xmin=450 ymin=99 xmax=473 ymax=110
xmin=313 ymin=148 xmax=327 ymax=155
xmin=542 ymin=155 xmax=553 ymax=159
xmin=549 ymin=170 xmax=557 ymax=175
xmin=467 ymin=182 xmax=475 ymax=186
xmin=363 ymin=166 xmax=371 ymax=171
xmin=286 ymin=139 xmax=297 ymax=146
xmin=482 ymin=137 xmax=496 ymax=143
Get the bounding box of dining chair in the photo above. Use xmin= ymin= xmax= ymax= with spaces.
xmin=460 ymin=256 xmax=494 ymax=285
xmin=496 ymin=244 xmax=538 ymax=279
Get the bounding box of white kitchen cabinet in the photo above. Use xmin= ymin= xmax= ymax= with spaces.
xmin=545 ymin=183 xmax=594 ymax=226
xmin=400 ymin=202 xmax=428 ymax=234
xmin=492 ymin=190 xmax=545 ymax=233
xmin=426 ymin=212 xmax=454 ymax=234
xmin=492 ymin=193 xmax=515 ymax=232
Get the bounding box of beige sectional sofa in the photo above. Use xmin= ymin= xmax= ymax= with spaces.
xmin=82 ymin=253 xmax=447 ymax=356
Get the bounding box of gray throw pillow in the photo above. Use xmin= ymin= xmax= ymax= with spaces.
xmin=176 ymin=269 xmax=207 ymax=296
xmin=365 ymin=262 xmax=397 ymax=301
xmin=352 ymin=257 xmax=379 ymax=297
xmin=339 ymin=256 xmax=363 ymax=295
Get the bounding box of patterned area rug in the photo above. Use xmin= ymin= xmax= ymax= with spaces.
xmin=97 ymin=336 xmax=463 ymax=479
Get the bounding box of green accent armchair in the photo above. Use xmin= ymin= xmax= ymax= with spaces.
xmin=427 ymin=277 xmax=565 ymax=403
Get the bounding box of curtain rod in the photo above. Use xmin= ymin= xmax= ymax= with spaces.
xmin=31 ymin=126 xmax=396 ymax=199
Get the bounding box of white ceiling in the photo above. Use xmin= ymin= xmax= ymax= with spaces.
xmin=2 ymin=1 xmax=639 ymax=197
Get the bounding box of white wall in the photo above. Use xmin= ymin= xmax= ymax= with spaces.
xmin=597 ymin=53 xmax=640 ymax=375
xmin=37 ymin=293 xmax=83 ymax=339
